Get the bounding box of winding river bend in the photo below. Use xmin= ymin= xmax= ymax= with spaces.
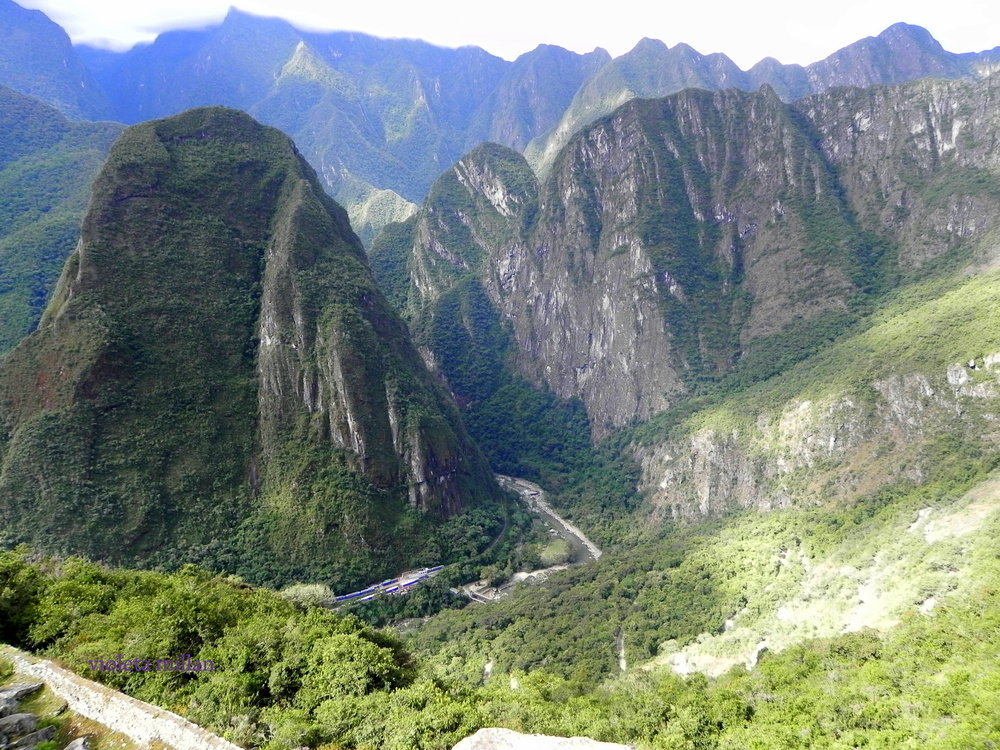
xmin=494 ymin=474 xmax=602 ymax=563
xmin=332 ymin=474 xmax=602 ymax=605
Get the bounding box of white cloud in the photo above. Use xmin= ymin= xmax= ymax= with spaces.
xmin=19 ymin=0 xmax=1000 ymax=66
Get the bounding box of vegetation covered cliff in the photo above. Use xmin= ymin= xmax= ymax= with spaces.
xmin=1 ymin=1 xmax=991 ymax=247
xmin=389 ymin=75 xmax=1000 ymax=444
xmin=0 ymin=107 xmax=503 ymax=588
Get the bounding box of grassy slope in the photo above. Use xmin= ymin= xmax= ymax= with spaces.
xmin=3 ymin=239 xmax=1000 ymax=748
xmin=403 ymin=232 xmax=1000 ymax=710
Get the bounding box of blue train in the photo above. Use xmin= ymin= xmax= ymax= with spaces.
xmin=332 ymin=565 xmax=446 ymax=603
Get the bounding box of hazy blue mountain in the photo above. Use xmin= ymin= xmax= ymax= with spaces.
xmin=77 ymin=10 xmax=508 ymax=201
xmin=77 ymin=9 xmax=568 ymax=241
xmin=526 ymin=23 xmax=1000 ymax=176
xmin=78 ymin=10 xmax=302 ymax=123
xmin=0 ymin=0 xmax=111 ymax=119
xmin=465 ymin=44 xmax=611 ymax=151
xmin=65 ymin=8 xmax=1000 ymax=239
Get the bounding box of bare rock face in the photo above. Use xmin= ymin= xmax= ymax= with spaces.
xmin=795 ymin=76 xmax=1000 ymax=270
xmin=11 ymin=725 xmax=56 ymax=749
xmin=637 ymin=349 xmax=1000 ymax=520
xmin=452 ymin=728 xmax=632 ymax=750
xmin=403 ymin=74 xmax=1000 ymax=449
xmin=406 ymin=88 xmax=866 ymax=437
xmin=0 ymin=713 xmax=37 ymax=737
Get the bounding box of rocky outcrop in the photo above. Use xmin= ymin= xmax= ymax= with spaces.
xmin=404 ymin=88 xmax=869 ymax=437
xmin=0 ymin=681 xmax=58 ymax=750
xmin=400 ymin=75 xmax=1000 ymax=441
xmin=637 ymin=346 xmax=1000 ymax=520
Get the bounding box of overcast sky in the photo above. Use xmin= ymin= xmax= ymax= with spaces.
xmin=19 ymin=0 xmax=1000 ymax=69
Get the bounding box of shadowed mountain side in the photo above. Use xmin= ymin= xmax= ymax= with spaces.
xmin=0 ymin=85 xmax=122 ymax=354
xmin=387 ymin=75 xmax=1000 ymax=441
xmin=0 ymin=0 xmax=111 ymax=119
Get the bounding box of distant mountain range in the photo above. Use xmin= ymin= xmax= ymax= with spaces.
xmin=3 ymin=0 xmax=999 ymax=232
xmin=3 ymin=0 xmax=1000 ymax=586
xmin=0 ymin=84 xmax=121 ymax=353
xmin=2 ymin=0 xmax=1000 ymax=358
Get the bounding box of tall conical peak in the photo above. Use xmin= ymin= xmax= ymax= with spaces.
xmin=0 ymin=106 xmax=500 ymax=583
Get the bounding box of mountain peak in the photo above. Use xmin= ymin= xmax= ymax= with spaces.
xmin=0 ymin=105 xmax=500 ymax=585
xmin=630 ymin=37 xmax=670 ymax=55
xmin=877 ymin=22 xmax=946 ymax=52
xmin=219 ymin=5 xmax=297 ymax=33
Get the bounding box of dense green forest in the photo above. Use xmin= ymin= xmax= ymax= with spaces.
xmin=3 ymin=10 xmax=1000 ymax=749
xmin=3 ymin=505 xmax=999 ymax=750
xmin=0 ymin=85 xmax=122 ymax=354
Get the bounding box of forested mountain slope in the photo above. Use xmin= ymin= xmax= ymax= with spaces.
xmin=0 ymin=107 xmax=503 ymax=589
xmin=74 ymin=9 xmax=604 ymax=242
xmin=0 ymin=0 xmax=111 ymax=119
xmin=0 ymin=85 xmax=121 ymax=354
xmin=384 ymin=75 xmax=1000 ymax=726
xmin=3 ymin=0 xmax=998 ymax=248
xmin=0 ymin=6 xmax=998 ymax=747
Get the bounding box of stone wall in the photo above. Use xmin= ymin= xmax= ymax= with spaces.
xmin=1 ymin=646 xmax=242 ymax=750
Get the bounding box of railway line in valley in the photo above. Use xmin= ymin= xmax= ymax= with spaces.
xmin=331 ymin=474 xmax=602 ymax=606
xmin=456 ymin=475 xmax=602 ymax=603
xmin=494 ymin=474 xmax=602 ymax=563
xmin=331 ymin=565 xmax=445 ymax=605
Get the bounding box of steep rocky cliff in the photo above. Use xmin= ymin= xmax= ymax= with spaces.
xmin=0 ymin=107 xmax=501 ymax=586
xmin=632 ymin=75 xmax=1000 ymax=520
xmin=396 ymin=76 xmax=1000 ymax=450
xmin=796 ymin=76 xmax=1000 ymax=270
xmin=635 ymin=270 xmax=1000 ymax=520
xmin=400 ymin=88 xmax=880 ymax=437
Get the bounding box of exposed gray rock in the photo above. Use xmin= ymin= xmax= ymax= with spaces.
xmin=0 ymin=698 xmax=19 ymax=718
xmin=452 ymin=729 xmax=632 ymax=750
xmin=12 ymin=726 xmax=56 ymax=749
xmin=637 ymin=354 xmax=1000 ymax=521
xmin=0 ymin=685 xmax=42 ymax=703
xmin=409 ymin=74 xmax=1000 ymax=464
xmin=0 ymin=713 xmax=37 ymax=737
xmin=62 ymin=738 xmax=91 ymax=750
